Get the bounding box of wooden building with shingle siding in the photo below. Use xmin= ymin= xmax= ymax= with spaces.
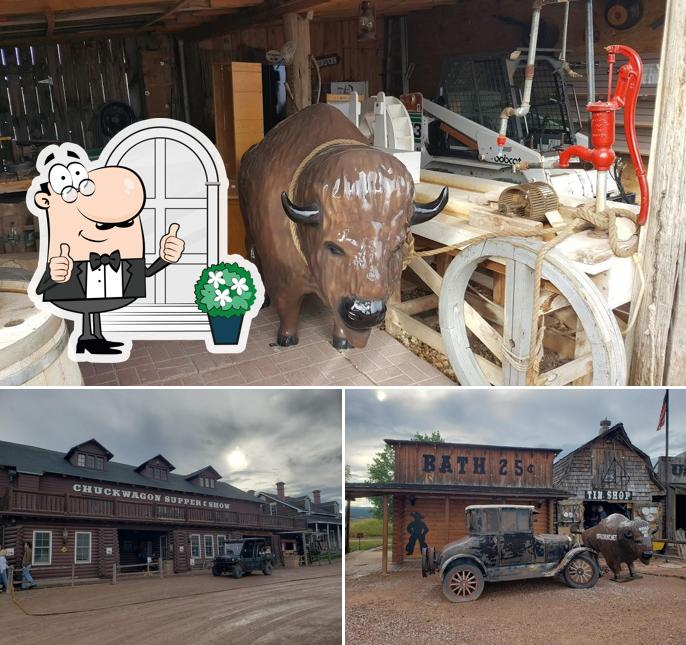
xmin=553 ymin=420 xmax=665 ymax=535
xmin=0 ymin=438 xmax=306 ymax=582
xmin=346 ymin=439 xmax=569 ymax=568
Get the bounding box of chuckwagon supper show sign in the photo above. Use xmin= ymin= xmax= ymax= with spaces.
xmin=71 ymin=483 xmax=231 ymax=509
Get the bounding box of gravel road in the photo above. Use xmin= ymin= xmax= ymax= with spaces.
xmin=346 ymin=569 xmax=685 ymax=645
xmin=3 ymin=563 xmax=341 ymax=644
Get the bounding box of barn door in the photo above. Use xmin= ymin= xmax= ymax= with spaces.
xmin=99 ymin=122 xmax=225 ymax=335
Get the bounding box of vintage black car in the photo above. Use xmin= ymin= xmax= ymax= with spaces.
xmin=212 ymin=537 xmax=277 ymax=579
xmin=422 ymin=505 xmax=600 ymax=602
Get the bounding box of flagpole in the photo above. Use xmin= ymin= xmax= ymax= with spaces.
xmin=665 ymin=389 xmax=670 ymax=542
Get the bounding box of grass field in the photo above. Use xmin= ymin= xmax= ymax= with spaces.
xmin=349 ymin=517 xmax=393 ymax=551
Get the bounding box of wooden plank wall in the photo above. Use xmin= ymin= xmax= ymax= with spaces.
xmin=405 ymin=0 xmax=666 ymax=97
xmin=393 ymin=443 xmax=556 ymax=488
xmin=554 ymin=438 xmax=662 ymax=504
xmin=0 ymin=40 xmax=132 ymax=153
xmin=393 ymin=494 xmax=550 ymax=561
xmin=0 ymin=33 xmax=180 ymax=165
xmin=185 ymin=18 xmax=385 ymax=138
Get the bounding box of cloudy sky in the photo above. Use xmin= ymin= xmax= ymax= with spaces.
xmin=0 ymin=389 xmax=342 ymax=504
xmin=346 ymin=388 xmax=684 ymax=483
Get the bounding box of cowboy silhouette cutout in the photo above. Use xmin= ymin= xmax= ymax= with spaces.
xmin=405 ymin=511 xmax=429 ymax=555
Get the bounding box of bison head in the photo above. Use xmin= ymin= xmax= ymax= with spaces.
xmin=281 ymin=145 xmax=446 ymax=348
xmin=620 ymin=519 xmax=655 ymax=564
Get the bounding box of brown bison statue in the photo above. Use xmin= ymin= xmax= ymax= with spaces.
xmin=238 ymin=103 xmax=447 ymax=349
xmin=583 ymin=513 xmax=655 ymax=580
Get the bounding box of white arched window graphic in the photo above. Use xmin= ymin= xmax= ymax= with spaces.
xmin=98 ymin=120 xmax=228 ymax=335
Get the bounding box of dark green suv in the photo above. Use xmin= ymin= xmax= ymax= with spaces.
xmin=212 ymin=537 xmax=277 ymax=579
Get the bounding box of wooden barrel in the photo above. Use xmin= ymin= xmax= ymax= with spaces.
xmin=0 ymin=268 xmax=83 ymax=386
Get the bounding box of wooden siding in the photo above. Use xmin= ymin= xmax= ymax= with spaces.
xmin=392 ymin=494 xmax=550 ymax=563
xmin=393 ymin=443 xmax=556 ymax=488
xmin=553 ymin=435 xmax=662 ymax=504
xmin=406 ymin=0 xmax=666 ymax=98
xmin=185 ymin=18 xmax=385 ymax=138
xmin=0 ymin=40 xmax=132 ymax=151
xmin=0 ymin=470 xmax=307 ymax=531
xmin=2 ymin=522 xmax=274 ymax=580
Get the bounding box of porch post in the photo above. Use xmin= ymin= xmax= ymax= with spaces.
xmin=302 ymin=532 xmax=308 ymax=566
xmin=382 ymin=494 xmax=389 ymax=575
xmin=345 ymin=498 xmax=351 ymax=554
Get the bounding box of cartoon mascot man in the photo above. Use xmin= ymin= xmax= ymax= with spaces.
xmin=29 ymin=143 xmax=185 ymax=358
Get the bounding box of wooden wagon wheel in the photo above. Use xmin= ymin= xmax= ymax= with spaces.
xmin=438 ymin=237 xmax=627 ymax=386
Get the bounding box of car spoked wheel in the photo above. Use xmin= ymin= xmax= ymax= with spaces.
xmin=563 ymin=554 xmax=600 ymax=589
xmin=442 ymin=563 xmax=485 ymax=602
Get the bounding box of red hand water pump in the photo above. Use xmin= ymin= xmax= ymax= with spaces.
xmin=558 ymin=45 xmax=649 ymax=225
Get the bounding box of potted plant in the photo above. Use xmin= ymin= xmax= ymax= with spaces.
xmin=194 ymin=260 xmax=260 ymax=346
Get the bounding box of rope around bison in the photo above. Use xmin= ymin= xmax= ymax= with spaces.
xmin=407 ymin=204 xmax=643 ymax=385
xmin=7 ymin=570 xmax=340 ymax=618
xmin=287 ymin=138 xmax=371 ymax=264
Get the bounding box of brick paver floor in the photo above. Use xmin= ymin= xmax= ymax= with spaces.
xmin=81 ymin=296 xmax=454 ymax=387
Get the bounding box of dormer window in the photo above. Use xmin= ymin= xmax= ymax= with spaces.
xmin=186 ymin=466 xmax=221 ymax=489
xmin=65 ymin=439 xmax=112 ymax=471
xmin=76 ymin=453 xmax=104 ymax=470
xmin=199 ymin=477 xmax=216 ymax=489
xmin=135 ymin=455 xmax=175 ymax=481
xmin=269 ymin=502 xmax=277 ymax=515
xmin=151 ymin=467 xmax=168 ymax=481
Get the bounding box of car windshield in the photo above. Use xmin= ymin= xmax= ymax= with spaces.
xmin=501 ymin=508 xmax=531 ymax=532
xmin=223 ymin=542 xmax=244 ymax=556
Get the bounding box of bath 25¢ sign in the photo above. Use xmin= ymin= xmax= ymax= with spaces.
xmin=423 ymin=454 xmax=536 ymax=476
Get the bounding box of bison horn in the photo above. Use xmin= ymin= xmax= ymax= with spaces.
xmin=412 ymin=186 xmax=449 ymax=225
xmin=281 ymin=192 xmax=322 ymax=225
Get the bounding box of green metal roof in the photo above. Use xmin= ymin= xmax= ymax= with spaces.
xmin=0 ymin=439 xmax=258 ymax=503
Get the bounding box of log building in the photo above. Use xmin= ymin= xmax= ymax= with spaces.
xmin=656 ymin=451 xmax=686 ymax=540
xmin=257 ymin=482 xmax=342 ymax=555
xmin=553 ymin=420 xmax=665 ymax=535
xmin=0 ymin=438 xmax=306 ymax=580
xmin=346 ymin=439 xmax=568 ymax=569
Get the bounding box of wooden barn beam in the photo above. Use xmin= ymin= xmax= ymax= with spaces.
xmin=142 ymin=0 xmax=196 ymax=28
xmin=45 ymin=9 xmax=55 ymax=36
xmin=283 ymin=10 xmax=311 ymax=110
xmin=179 ymin=0 xmax=325 ymax=41
xmin=628 ymin=0 xmax=686 ymax=385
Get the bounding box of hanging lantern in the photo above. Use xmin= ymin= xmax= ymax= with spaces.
xmin=358 ymin=1 xmax=376 ymax=40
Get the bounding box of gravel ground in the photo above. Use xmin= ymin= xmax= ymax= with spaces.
xmin=3 ymin=563 xmax=341 ymax=644
xmin=346 ymin=569 xmax=685 ymax=645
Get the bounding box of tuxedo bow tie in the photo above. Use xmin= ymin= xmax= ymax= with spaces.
xmin=89 ymin=250 xmax=121 ymax=271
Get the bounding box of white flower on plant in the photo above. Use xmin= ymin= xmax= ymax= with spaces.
xmin=207 ymin=270 xmax=226 ymax=289
xmin=230 ymin=276 xmax=248 ymax=296
xmin=214 ymin=288 xmax=232 ymax=307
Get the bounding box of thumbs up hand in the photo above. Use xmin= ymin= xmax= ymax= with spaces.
xmin=49 ymin=243 xmax=74 ymax=283
xmin=160 ymin=223 xmax=185 ymax=263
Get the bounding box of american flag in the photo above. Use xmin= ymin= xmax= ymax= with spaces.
xmin=657 ymin=390 xmax=668 ymax=432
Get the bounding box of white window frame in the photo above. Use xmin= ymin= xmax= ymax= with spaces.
xmin=269 ymin=502 xmax=277 ymax=516
xmin=190 ymin=534 xmax=201 ymax=559
xmin=204 ymin=535 xmax=214 ymax=559
xmin=32 ymin=530 xmax=52 ymax=566
xmin=74 ymin=531 xmax=92 ymax=564
xmin=77 ymin=453 xmax=86 ymax=467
